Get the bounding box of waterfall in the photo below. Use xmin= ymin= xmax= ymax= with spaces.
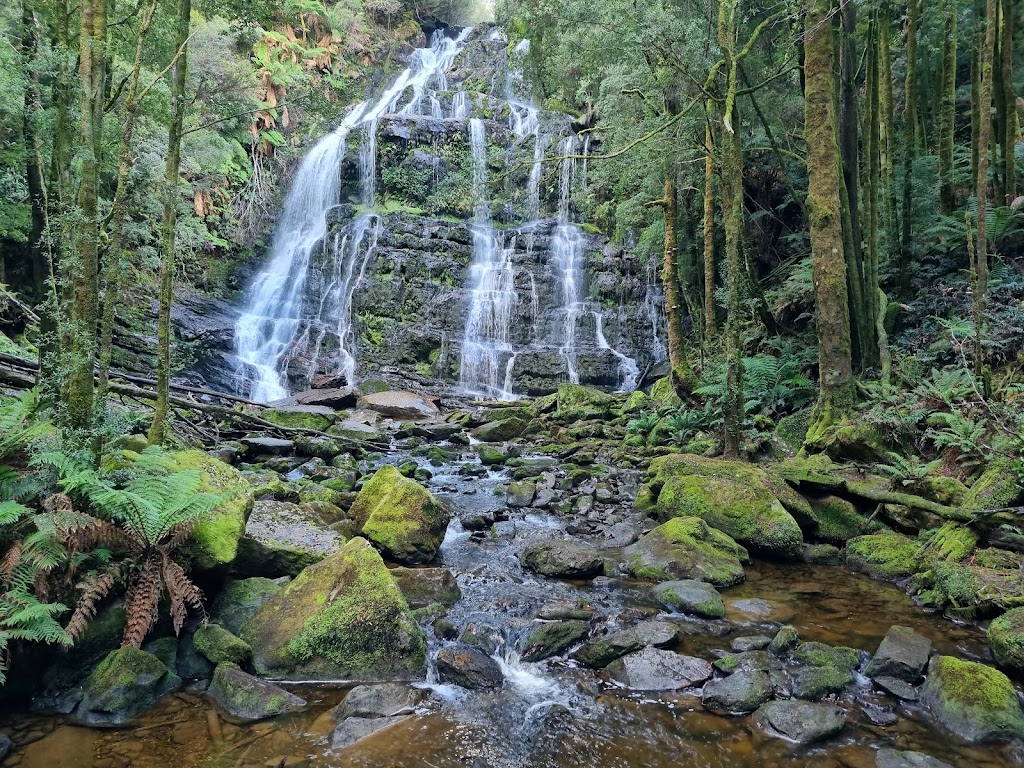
xmin=458 ymin=119 xmax=519 ymax=401
xmin=552 ymin=135 xmax=586 ymax=384
xmin=233 ymin=29 xmax=472 ymax=402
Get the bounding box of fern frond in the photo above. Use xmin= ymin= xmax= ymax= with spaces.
xmin=122 ymin=555 xmax=162 ymax=649
xmin=66 ymin=567 xmax=120 ymax=641
xmin=161 ymin=551 xmax=205 ymax=635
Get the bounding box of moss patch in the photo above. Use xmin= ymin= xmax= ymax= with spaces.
xmin=921 ymin=655 xmax=1024 ymax=742
xmin=988 ymin=608 xmax=1024 ymax=671
xmin=622 ymin=516 xmax=748 ymax=587
xmin=845 ymin=532 xmax=924 ymax=581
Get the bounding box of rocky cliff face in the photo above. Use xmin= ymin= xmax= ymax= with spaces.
xmin=184 ymin=26 xmax=664 ymax=399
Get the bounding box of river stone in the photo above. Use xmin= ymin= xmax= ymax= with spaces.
xmin=713 ymin=651 xmax=774 ymax=675
xmin=874 ymin=675 xmax=920 ymax=701
xmin=350 ymin=465 xmax=451 ymax=564
xmin=606 ymin=648 xmax=713 ymax=691
xmin=435 ymin=644 xmax=503 ymax=689
xmin=845 ymin=532 xmax=925 ymax=581
xmin=701 ymin=668 xmax=773 ymax=713
xmin=337 ymin=683 xmax=426 ymax=719
xmin=768 ymin=625 xmax=800 ymax=656
xmin=520 ymin=540 xmax=604 ymax=579
xmin=192 ymin=623 xmax=252 ymax=665
xmin=536 ymin=601 xmax=595 ymax=621
xmin=753 ymin=700 xmax=845 ymax=743
xmin=241 ymin=436 xmax=295 ymax=455
xmin=988 ymin=607 xmax=1024 ymax=671
xmin=357 ymin=391 xmax=439 ymax=420
xmin=920 ymin=655 xmax=1024 ymax=742
xmin=731 ymin=636 xmax=773 ymax=652
xmin=652 ymin=579 xmax=726 ymax=618
xmin=207 ymin=663 xmax=305 ymax=722
xmin=622 ymin=517 xmax=748 ymax=587
xmin=262 ymin=404 xmax=336 ymax=431
xmin=240 ymin=537 xmax=425 ymax=681
xmin=0 ymin=733 xmax=10 ymax=762
xmin=521 ymin=620 xmax=591 ymax=662
xmin=555 ymin=383 xmax=617 ymax=420
xmin=235 ymin=499 xmax=342 ymax=577
xmin=507 ymin=480 xmax=537 ymax=507
xmin=332 ymin=715 xmax=409 ymax=750
xmin=284 ymin=387 xmax=357 ymax=410
xmin=73 ymin=648 xmax=181 ymax=726
xmin=864 ymin=625 xmax=932 ymax=682
xmin=389 ymin=566 xmax=461 ymax=608
xmin=637 ymin=454 xmax=804 ymax=558
xmin=471 ymin=417 xmax=528 ymax=442
xmin=330 ymin=419 xmax=385 ymax=443
xmin=725 ymin=597 xmax=796 ymax=624
xmin=875 ymin=749 xmax=954 ymax=768
xmin=792 ymin=666 xmax=855 ymax=699
xmin=210 ymin=578 xmax=285 ymax=635
xmin=573 ymin=620 xmax=679 ymax=668
xmin=793 ymin=641 xmax=862 ymax=672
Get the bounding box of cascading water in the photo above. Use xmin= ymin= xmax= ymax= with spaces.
xmin=458 ymin=119 xmax=519 ymax=400
xmin=233 ymin=29 xmax=472 ymax=402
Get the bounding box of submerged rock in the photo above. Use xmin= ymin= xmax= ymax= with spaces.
xmin=336 ymin=683 xmax=426 ymax=719
xmin=622 ymin=517 xmax=748 ymax=587
xmin=988 ymin=607 xmax=1024 ymax=671
xmin=331 ymin=715 xmax=409 ymax=750
xmin=605 ymin=648 xmax=712 ymax=691
xmin=73 ymin=648 xmax=181 ymax=726
xmin=864 ymin=625 xmax=932 ymax=682
xmin=350 ymin=464 xmax=451 ymax=564
xmin=920 ymin=655 xmax=1024 ymax=742
xmin=652 ymin=579 xmax=725 ymax=619
xmin=207 ymin=663 xmax=305 ymax=722
xmin=875 ymin=748 xmax=954 ymax=768
xmin=753 ymin=700 xmax=845 ymax=743
xmin=240 ymin=537 xmax=425 ymax=681
xmin=435 ymin=644 xmax=503 ymax=689
xmin=520 ymin=540 xmax=604 ymax=579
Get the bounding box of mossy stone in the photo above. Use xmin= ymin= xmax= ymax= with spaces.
xmin=649 ymin=377 xmax=682 ymax=408
xmin=922 ymin=523 xmax=977 ymax=563
xmin=207 ymin=663 xmax=306 ymax=722
xmin=521 ymin=620 xmax=591 ymax=662
xmin=555 ymin=383 xmax=617 ymax=420
xmin=471 ymin=417 xmax=528 ymax=442
xmin=768 ymin=625 xmax=800 ymax=656
xmin=261 ymin=406 xmax=335 ymax=431
xmin=920 ymin=655 xmax=1024 ymax=742
xmin=988 ymin=608 xmax=1024 ymax=671
xmin=652 ymin=579 xmax=726 ymax=618
xmin=349 ymin=465 xmax=451 ymax=564
xmin=622 ymin=516 xmax=748 ymax=587
xmin=210 ymin=578 xmax=284 ymax=635
xmin=964 ymin=459 xmax=1024 ymax=511
xmin=793 ymin=641 xmax=862 ymax=672
xmin=75 ymin=648 xmax=181 ymax=726
xmin=845 ymin=532 xmax=924 ymax=581
xmin=477 ymin=444 xmax=507 ymax=465
xmin=162 ymin=450 xmax=255 ymax=570
xmin=193 ymin=623 xmax=253 ymax=665
xmin=240 ymin=537 xmax=425 ymax=680
xmin=806 ymin=494 xmax=880 ymax=544
xmin=792 ymin=665 xmax=855 ymax=699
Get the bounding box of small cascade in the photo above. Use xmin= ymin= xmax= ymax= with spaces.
xmin=458 ymin=119 xmax=519 ymax=400
xmin=595 ymin=311 xmax=640 ymax=391
xmin=552 ymin=135 xmax=586 ymax=384
xmin=233 ymin=29 xmax=472 ymax=401
xmin=645 ymin=257 xmax=668 ymax=362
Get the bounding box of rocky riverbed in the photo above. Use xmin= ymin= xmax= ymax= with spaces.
xmin=2 ymin=383 xmax=1023 ymax=768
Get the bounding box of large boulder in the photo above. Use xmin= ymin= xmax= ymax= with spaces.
xmin=521 ymin=620 xmax=591 ymax=662
xmin=520 ymin=540 xmax=604 ymax=579
xmin=753 ymin=700 xmax=845 ymax=743
xmin=988 ymin=608 xmax=1024 ymax=671
xmin=74 ymin=648 xmax=181 ymax=726
xmin=192 ymin=623 xmax=252 ymax=665
xmin=554 ymin=383 xmax=617 ymax=421
xmin=920 ymin=655 xmax=1024 ymax=743
xmin=622 ymin=517 xmax=748 ymax=587
xmin=637 ymin=454 xmax=803 ymax=558
xmin=845 ymin=532 xmax=925 ymax=581
xmin=336 ymin=683 xmax=426 ymax=719
xmin=652 ymin=579 xmax=725 ymax=619
xmin=864 ymin=625 xmax=932 ymax=682
xmin=207 ymin=663 xmax=306 ymax=722
xmin=357 ymin=391 xmax=439 ymax=420
xmin=161 ymin=450 xmax=254 ymax=570
xmin=435 ymin=644 xmax=503 ymax=689
xmin=234 ymin=500 xmax=343 ymax=577
xmin=349 ymin=465 xmax=450 ymax=564
xmin=209 ymin=578 xmax=284 ymax=635
xmin=240 ymin=537 xmax=425 ymax=681
xmin=471 ymin=417 xmax=528 ymax=442
xmin=389 ymin=567 xmax=461 ymax=609
xmin=605 ymin=648 xmax=712 ymax=691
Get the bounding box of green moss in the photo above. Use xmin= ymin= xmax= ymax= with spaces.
xmin=845 ymin=532 xmax=924 ymax=580
xmin=922 ymin=522 xmax=978 ymax=562
xmin=622 ymin=391 xmax=650 ymax=414
xmin=261 ymin=408 xmax=334 ymax=431
xmin=965 ymin=459 xmax=1024 ymax=511
xmin=649 ymin=377 xmax=682 ymax=407
xmin=521 ymin=620 xmax=590 ymax=662
xmin=193 ymin=623 xmax=252 ymax=665
xmin=924 ymin=562 xmax=1024 ymax=618
xmin=807 ymin=494 xmax=880 ymax=544
xmin=793 ymin=641 xmax=861 ymax=671
xmin=555 ymin=383 xmax=618 ymax=421
xmin=774 ymin=409 xmax=811 ymax=452
xmin=988 ymin=608 xmax=1024 ymax=671
xmin=622 ymin=516 xmax=749 ymax=587
xmin=793 ymin=665 xmax=854 ymax=699
xmin=210 ymin=578 xmax=283 ymax=635
xmin=925 ymin=655 xmax=1024 ymax=736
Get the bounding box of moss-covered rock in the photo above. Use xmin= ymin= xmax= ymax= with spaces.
xmin=210 ymin=578 xmax=284 ymax=635
xmin=774 ymin=410 xmax=811 ymax=453
xmin=476 ymin=444 xmax=508 ymax=465
xmin=920 ymin=655 xmax=1024 ymax=742
xmin=846 ymin=532 xmax=924 ymax=581
xmin=555 ymin=383 xmax=617 ymax=421
xmin=161 ymin=450 xmax=255 ymax=571
xmin=261 ymin=405 xmax=335 ymax=431
xmin=622 ymin=391 xmax=651 ymax=414
xmin=988 ymin=608 xmax=1024 ymax=672
xmin=793 ymin=641 xmax=862 ymax=672
xmin=652 ymin=579 xmax=726 ymax=618
xmin=240 ymin=537 xmax=425 ymax=680
xmin=622 ymin=517 xmax=748 ymax=587
xmin=233 ymin=499 xmax=343 ymax=578
xmin=74 ymin=648 xmax=181 ymax=726
xmin=349 ymin=465 xmax=450 ymax=564
xmin=649 ymin=376 xmax=682 ymax=408
xmin=965 ymin=459 xmax=1024 ymax=511
xmin=389 ymin=567 xmax=461 ymax=609
xmin=792 ymin=665 xmax=855 ymax=699
xmin=193 ymin=623 xmax=252 ymax=665
xmin=521 ymin=620 xmax=590 ymax=662
xmin=921 ymin=523 xmax=977 ymax=563
xmin=805 ymin=418 xmax=890 ymax=462
xmin=922 ymin=562 xmax=1024 ymax=619
xmin=293 ymin=435 xmax=343 ymax=460
xmin=470 ymin=417 xmax=528 ymax=442
xmin=520 ymin=540 xmax=604 ymax=579
xmin=806 ymin=494 xmax=881 ymax=544
xmin=207 ymin=663 xmax=306 ymax=722
xmin=639 ymin=454 xmax=803 ymax=558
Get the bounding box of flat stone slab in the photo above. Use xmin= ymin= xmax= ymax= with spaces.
xmin=874 ymin=675 xmax=920 ymax=701
xmin=336 ymin=683 xmax=426 ymax=720
xmin=753 ymin=700 xmax=845 ymax=743
xmin=725 ymin=598 xmax=796 ymax=624
xmin=282 ymin=387 xmax=357 ymax=409
xmin=244 ymin=500 xmax=343 ymax=558
xmin=331 ymin=715 xmax=409 ymax=750
xmin=357 ymin=391 xmax=439 ymax=420
xmin=606 ymin=648 xmax=713 ymax=691
xmin=864 ymin=625 xmax=932 ymax=682
xmin=875 ymin=749 xmax=954 ymax=768
xmin=241 ymin=436 xmax=294 ymax=455
xmin=573 ymin=620 xmax=680 ymax=668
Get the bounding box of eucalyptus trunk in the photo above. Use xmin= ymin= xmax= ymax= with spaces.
xmin=939 ymin=0 xmax=958 ymax=214
xmin=703 ymin=110 xmax=716 ymax=341
xmin=805 ymin=0 xmax=856 ymax=442
xmin=999 ymin=0 xmax=1015 ymax=202
xmin=878 ymin=4 xmax=897 ymax=246
xmin=148 ymin=0 xmax=191 ymax=444
xmin=899 ymin=0 xmax=920 ymax=284
xmin=973 ymin=0 xmax=996 ymax=376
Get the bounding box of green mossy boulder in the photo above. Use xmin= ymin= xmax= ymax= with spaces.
xmin=920 ymin=562 xmax=1024 ymax=619
xmin=965 ymin=459 xmax=1024 ymax=511
xmin=640 ymin=454 xmax=804 ymax=558
xmin=193 ymin=623 xmax=252 ymax=665
xmin=988 ymin=608 xmax=1024 ymax=671
xmin=162 ymin=450 xmax=255 ymax=570
xmin=920 ymin=655 xmax=1024 ymax=742
xmin=261 ymin=405 xmax=335 ymax=431
xmin=240 ymin=537 xmax=425 ymax=680
xmin=471 ymin=417 xmax=528 ymax=442
xmin=845 ymin=532 xmax=924 ymax=581
xmin=74 ymin=648 xmax=181 ymax=726
xmin=349 ymin=465 xmax=451 ymax=564
xmin=476 ymin=444 xmax=508 ymax=466
xmin=774 ymin=410 xmax=811 ymax=453
xmin=207 ymin=663 xmax=306 ymax=722
xmin=652 ymin=579 xmax=726 ymax=618
xmin=806 ymin=494 xmax=881 ymax=544
xmin=793 ymin=641 xmax=862 ymax=672
xmin=210 ymin=578 xmax=284 ymax=635
xmin=622 ymin=516 xmax=748 ymax=587
xmin=649 ymin=377 xmax=682 ymax=408
xmin=521 ymin=620 xmax=591 ymax=662
xmin=805 ymin=418 xmax=889 ymax=463
xmin=555 ymin=383 xmax=617 ymax=421
xmin=389 ymin=566 xmax=461 ymax=609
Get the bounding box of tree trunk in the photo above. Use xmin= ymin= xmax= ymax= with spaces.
xmin=149 ymin=0 xmax=191 ymax=445
xmin=864 ymin=17 xmax=882 ymax=373
xmin=878 ymin=4 xmax=897 ymax=247
xmin=973 ymin=0 xmax=996 ymax=376
xmin=703 ymin=108 xmax=716 ymax=342
xmin=999 ymin=0 xmax=1015 ymax=202
xmin=899 ymin=0 xmax=920 ymax=285
xmin=805 ymin=0 xmax=856 ymax=442
xmin=66 ymin=0 xmax=107 ymax=431
xmin=971 ymin=0 xmax=985 ymax=189
xmin=939 ymin=0 xmax=958 ymax=214
xmin=661 ymin=174 xmax=694 ymax=393
xmin=19 ymin=0 xmax=47 ymax=305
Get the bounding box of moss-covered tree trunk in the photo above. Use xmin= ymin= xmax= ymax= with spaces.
xmin=148 ymin=0 xmax=191 ymax=445
xmin=805 ymin=0 xmax=855 ymax=442
xmin=898 ymin=0 xmax=920 ymax=285
xmin=661 ymin=173 xmax=694 ymax=394
xmin=998 ymin=0 xmax=1015 ymax=203
xmin=971 ymin=0 xmax=985 ymax=190
xmin=864 ymin=17 xmax=882 ymax=375
xmin=703 ymin=109 xmax=716 ymax=341
xmin=939 ymin=0 xmax=958 ymax=214
xmin=66 ymin=0 xmax=107 ymax=430
xmin=973 ymin=0 xmax=996 ymax=376
xmin=878 ymin=4 xmax=897 ymax=246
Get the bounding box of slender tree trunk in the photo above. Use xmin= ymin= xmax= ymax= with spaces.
xmin=864 ymin=18 xmax=882 ymax=373
xmin=149 ymin=0 xmax=191 ymax=444
xmin=878 ymin=4 xmax=897 ymax=247
xmin=971 ymin=0 xmax=984 ymax=189
xmin=973 ymin=0 xmax=996 ymax=376
xmin=899 ymin=0 xmax=920 ymax=285
xmin=662 ymin=173 xmax=693 ymax=393
xmin=96 ymin=0 xmax=159 ymax=405
xmin=805 ymin=0 xmax=856 ymax=443
xmin=19 ymin=0 xmax=46 ymax=304
xmin=999 ymin=0 xmax=1015 ymax=202
xmin=939 ymin=0 xmax=958 ymax=214
xmin=67 ymin=0 xmax=108 ymax=430
xmin=702 ymin=108 xmax=716 ymax=341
